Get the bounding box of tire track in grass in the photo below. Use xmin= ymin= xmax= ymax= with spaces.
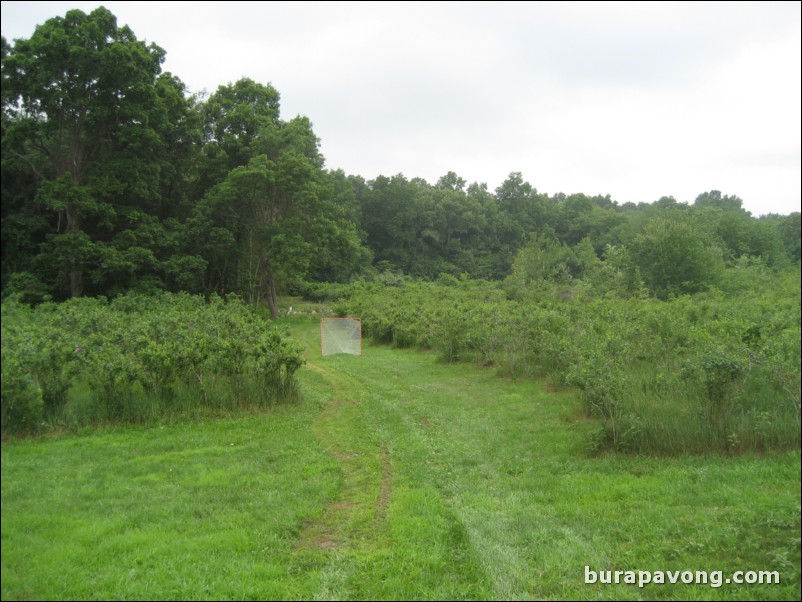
xmin=375 ymin=443 xmax=392 ymax=524
xmin=286 ymin=317 xmax=495 ymax=599
xmin=292 ymin=321 xmax=391 ymax=552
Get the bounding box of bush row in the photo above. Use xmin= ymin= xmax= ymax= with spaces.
xmin=1 ymin=293 xmax=304 ymax=435
xmin=329 ymin=277 xmax=800 ymax=455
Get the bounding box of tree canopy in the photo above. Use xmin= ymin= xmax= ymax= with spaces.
xmin=2 ymin=8 xmax=799 ymax=307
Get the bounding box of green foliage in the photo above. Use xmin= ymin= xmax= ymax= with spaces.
xmin=681 ymin=347 xmax=748 ymax=446
xmin=565 ymin=329 xmax=629 ymax=445
xmin=504 ymin=234 xmax=577 ymax=298
xmin=2 ymin=7 xmax=184 ymax=298
xmin=631 ymin=217 xmax=724 ymax=298
xmin=0 ymin=351 xmax=44 ymax=435
xmin=776 ymin=212 xmax=801 ymax=262
xmin=330 ymin=268 xmax=801 ymax=456
xmin=0 ymin=294 xmax=304 ymax=435
xmin=687 ymin=349 xmax=746 ymax=404
xmin=199 ymin=77 xmax=281 ymax=178
xmin=192 ymin=112 xmax=369 ymax=315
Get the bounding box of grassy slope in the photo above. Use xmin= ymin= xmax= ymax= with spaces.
xmin=2 ymin=316 xmax=800 ymax=600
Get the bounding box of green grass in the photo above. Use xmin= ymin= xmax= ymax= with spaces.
xmin=2 ymin=316 xmax=800 ymax=600
xmin=1 ymin=407 xmax=341 ymax=600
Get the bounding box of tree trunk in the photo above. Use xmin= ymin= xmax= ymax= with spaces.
xmin=66 ymin=203 xmax=84 ymax=297
xmin=266 ymin=274 xmax=280 ymax=319
xmin=69 ymin=265 xmax=84 ymax=298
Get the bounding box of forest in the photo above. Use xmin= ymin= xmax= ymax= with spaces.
xmin=1 ymin=7 xmax=800 ymax=451
xmin=2 ymin=7 xmax=799 ymax=306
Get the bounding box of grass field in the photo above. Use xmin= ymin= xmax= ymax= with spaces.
xmin=2 ymin=316 xmax=800 ymax=600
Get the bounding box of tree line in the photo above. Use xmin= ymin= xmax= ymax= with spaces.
xmin=3 ymin=7 xmax=800 ymax=314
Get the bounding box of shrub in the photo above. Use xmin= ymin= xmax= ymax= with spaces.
xmin=1 ymin=353 xmax=44 ymax=435
xmin=1 ymin=293 xmax=305 ymax=435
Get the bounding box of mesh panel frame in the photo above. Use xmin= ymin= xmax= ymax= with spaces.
xmin=320 ymin=318 xmax=362 ymax=356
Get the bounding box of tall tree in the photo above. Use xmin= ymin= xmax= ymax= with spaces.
xmin=196 ymin=114 xmax=366 ymax=316
xmin=2 ymin=7 xmax=181 ymax=298
xmin=196 ymin=78 xmax=281 ymax=196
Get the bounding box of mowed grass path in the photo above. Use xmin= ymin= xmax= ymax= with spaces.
xmin=2 ymin=317 xmax=800 ymax=600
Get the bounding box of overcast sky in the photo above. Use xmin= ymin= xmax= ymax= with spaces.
xmin=2 ymin=1 xmax=800 ymax=215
